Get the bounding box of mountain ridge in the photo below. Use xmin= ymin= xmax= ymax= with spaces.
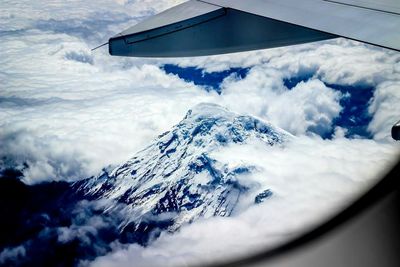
xmin=74 ymin=103 xmax=291 ymax=232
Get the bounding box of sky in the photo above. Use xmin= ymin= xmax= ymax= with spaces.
xmin=1 ymin=0 xmax=400 ymax=266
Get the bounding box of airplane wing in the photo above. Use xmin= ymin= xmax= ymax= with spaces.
xmin=108 ymin=0 xmax=400 ymax=57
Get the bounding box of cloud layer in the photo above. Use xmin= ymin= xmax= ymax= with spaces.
xmin=89 ymin=136 xmax=399 ymax=267
xmin=2 ymin=0 xmax=399 ymax=183
xmin=1 ymin=0 xmax=400 ymax=266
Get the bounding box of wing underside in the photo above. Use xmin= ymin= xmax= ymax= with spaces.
xmin=109 ymin=0 xmax=400 ymax=57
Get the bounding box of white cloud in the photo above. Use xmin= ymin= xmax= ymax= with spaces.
xmin=221 ymin=74 xmax=342 ymax=136
xmin=0 ymin=0 xmax=185 ymax=38
xmin=0 ymin=12 xmax=218 ymax=184
xmin=1 ymin=0 xmax=400 ymax=266
xmin=368 ymin=81 xmax=400 ymax=140
xmin=163 ymin=38 xmax=400 ymax=87
xmin=0 ymin=246 xmax=26 ymax=265
xmin=162 ymin=38 xmax=400 ymax=140
xmin=89 ymin=136 xmax=400 ymax=267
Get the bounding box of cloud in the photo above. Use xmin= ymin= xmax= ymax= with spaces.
xmin=162 ymin=38 xmax=400 ymax=87
xmin=1 ymin=1 xmax=400 ymax=266
xmin=0 ymin=185 xmax=132 ymax=267
xmin=0 ymin=8 xmax=217 ymax=184
xmin=161 ymin=38 xmax=400 ymax=140
xmin=89 ymin=136 xmax=400 ymax=267
xmin=161 ymin=37 xmax=400 ymax=140
xmin=0 ymin=0 xmax=185 ymax=40
xmin=2 ymin=0 xmax=399 ymax=184
xmin=220 ymin=72 xmax=342 ymax=136
xmin=368 ymin=81 xmax=400 ymax=140
xmin=0 ymin=246 xmax=26 ymax=266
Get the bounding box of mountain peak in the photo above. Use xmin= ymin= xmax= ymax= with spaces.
xmin=184 ymin=102 xmax=234 ymax=120
xmin=177 ymin=102 xmax=290 ymax=148
xmin=75 ymin=104 xmax=290 ymax=238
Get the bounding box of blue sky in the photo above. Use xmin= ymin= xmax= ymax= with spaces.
xmin=1 ymin=0 xmax=400 ymax=266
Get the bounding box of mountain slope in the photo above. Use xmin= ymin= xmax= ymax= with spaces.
xmin=74 ymin=103 xmax=291 ymax=234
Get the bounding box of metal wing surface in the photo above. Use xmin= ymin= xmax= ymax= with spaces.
xmin=109 ymin=0 xmax=400 ymax=57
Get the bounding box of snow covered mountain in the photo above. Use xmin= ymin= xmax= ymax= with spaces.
xmin=74 ymin=103 xmax=291 ymax=236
